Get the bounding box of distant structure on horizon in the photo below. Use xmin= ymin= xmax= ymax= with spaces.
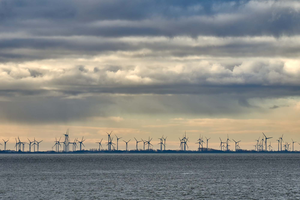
xmin=1 ymin=129 xmax=300 ymax=153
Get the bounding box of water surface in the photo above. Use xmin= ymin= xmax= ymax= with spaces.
xmin=0 ymin=154 xmax=299 ymax=199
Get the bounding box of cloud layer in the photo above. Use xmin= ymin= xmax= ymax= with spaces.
xmin=0 ymin=0 xmax=300 ymax=124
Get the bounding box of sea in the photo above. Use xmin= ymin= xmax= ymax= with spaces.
xmin=0 ymin=153 xmax=299 ymax=199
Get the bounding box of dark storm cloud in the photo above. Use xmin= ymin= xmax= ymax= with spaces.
xmin=0 ymin=0 xmax=300 ymax=38
xmin=0 ymin=0 xmax=300 ymax=62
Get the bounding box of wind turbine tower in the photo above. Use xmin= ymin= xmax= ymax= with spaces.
xmin=146 ymin=137 xmax=153 ymax=150
xmin=28 ymin=139 xmax=34 ymax=152
xmin=134 ymin=137 xmax=141 ymax=151
xmin=64 ymin=129 xmax=70 ymax=152
xmin=179 ymin=133 xmax=188 ymax=151
xmin=205 ymin=137 xmax=210 ymax=150
xmin=262 ymin=132 xmax=272 ymax=151
xmin=232 ymin=139 xmax=241 ymax=151
xmin=36 ymin=140 xmax=43 ymax=152
xmin=279 ymin=135 xmax=283 ymax=151
xmin=219 ymin=138 xmax=225 ymax=151
xmin=71 ymin=139 xmax=77 ymax=151
xmin=2 ymin=139 xmax=9 ymax=151
xmin=163 ymin=137 xmax=167 ymax=150
xmin=226 ymin=135 xmax=230 ymax=151
xmin=123 ymin=140 xmax=131 ymax=151
xmin=158 ymin=136 xmax=164 ymax=151
xmin=115 ymin=135 xmax=122 ymax=151
xmin=292 ymin=139 xmax=296 ymax=152
xmin=268 ymin=142 xmax=272 ymax=151
xmin=96 ymin=139 xmax=103 ymax=151
xmin=78 ymin=137 xmax=85 ymax=151
xmin=107 ymin=131 xmax=114 ymax=151
xmin=53 ymin=137 xmax=61 ymax=152
xmin=142 ymin=139 xmax=146 ymax=150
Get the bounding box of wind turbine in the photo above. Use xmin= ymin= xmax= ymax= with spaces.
xmin=106 ymin=131 xmax=114 ymax=151
xmin=179 ymin=132 xmax=188 ymax=151
xmin=279 ymin=135 xmax=284 ymax=151
xmin=158 ymin=136 xmax=165 ymax=151
xmin=28 ymin=139 xmax=34 ymax=152
xmin=2 ymin=139 xmax=9 ymax=151
xmin=232 ymin=139 xmax=241 ymax=151
xmin=255 ymin=137 xmax=260 ymax=151
xmin=53 ymin=137 xmax=61 ymax=152
xmin=146 ymin=137 xmax=153 ymax=150
xmin=226 ymin=135 xmax=230 ymax=151
xmin=134 ymin=137 xmax=141 ymax=151
xmin=163 ymin=136 xmax=167 ymax=150
xmin=141 ymin=139 xmax=146 ymax=150
xmin=219 ymin=138 xmax=225 ymax=151
xmin=284 ymin=142 xmax=290 ymax=151
xmin=115 ymin=135 xmax=122 ymax=151
xmin=63 ymin=129 xmax=70 ymax=152
xmin=17 ymin=137 xmax=24 ymax=152
xmin=35 ymin=140 xmax=43 ymax=152
xmin=292 ymin=139 xmax=296 ymax=152
xmin=78 ymin=137 xmax=85 ymax=151
xmin=196 ymin=136 xmax=204 ymax=151
xmin=205 ymin=137 xmax=210 ymax=150
xmin=262 ymin=132 xmax=272 ymax=151
xmin=268 ymin=141 xmax=272 ymax=151
xmin=15 ymin=138 xmax=20 ymax=151
xmin=123 ymin=139 xmax=131 ymax=151
xmin=71 ymin=139 xmax=77 ymax=151
xmin=96 ymin=139 xmax=103 ymax=151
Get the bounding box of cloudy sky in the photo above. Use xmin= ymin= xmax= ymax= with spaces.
xmin=1 ymin=0 xmax=300 ymax=151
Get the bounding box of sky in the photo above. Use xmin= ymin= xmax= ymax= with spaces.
xmin=1 ymin=0 xmax=300 ymax=151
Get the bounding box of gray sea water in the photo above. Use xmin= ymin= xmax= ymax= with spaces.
xmin=0 ymin=154 xmax=299 ymax=199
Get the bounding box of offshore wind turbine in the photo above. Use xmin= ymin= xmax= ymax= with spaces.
xmin=226 ymin=135 xmax=230 ymax=151
xmin=196 ymin=136 xmax=204 ymax=151
xmin=179 ymin=132 xmax=188 ymax=151
xmin=292 ymin=139 xmax=296 ymax=152
xmin=134 ymin=137 xmax=141 ymax=151
xmin=78 ymin=137 xmax=85 ymax=151
xmin=205 ymin=137 xmax=210 ymax=150
xmin=219 ymin=138 xmax=225 ymax=151
xmin=261 ymin=138 xmax=264 ymax=151
xmin=163 ymin=136 xmax=167 ymax=150
xmin=64 ymin=129 xmax=70 ymax=152
xmin=146 ymin=137 xmax=153 ymax=150
xmin=255 ymin=137 xmax=260 ymax=151
xmin=35 ymin=140 xmax=43 ymax=152
xmin=262 ymin=132 xmax=272 ymax=151
xmin=123 ymin=140 xmax=131 ymax=151
xmin=158 ymin=136 xmax=165 ymax=151
xmin=115 ymin=135 xmax=122 ymax=151
xmin=71 ymin=139 xmax=77 ymax=151
xmin=279 ymin=135 xmax=284 ymax=151
xmin=106 ymin=131 xmax=114 ymax=151
xmin=232 ymin=139 xmax=241 ymax=151
xmin=268 ymin=141 xmax=272 ymax=151
xmin=2 ymin=139 xmax=9 ymax=151
xmin=53 ymin=137 xmax=62 ymax=152
xmin=141 ymin=139 xmax=146 ymax=150
xmin=96 ymin=139 xmax=103 ymax=151
xmin=28 ymin=139 xmax=34 ymax=152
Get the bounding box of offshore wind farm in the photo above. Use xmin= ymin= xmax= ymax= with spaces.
xmin=2 ymin=130 xmax=300 ymax=154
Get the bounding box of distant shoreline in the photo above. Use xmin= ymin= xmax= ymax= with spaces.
xmin=1 ymin=150 xmax=300 ymax=154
